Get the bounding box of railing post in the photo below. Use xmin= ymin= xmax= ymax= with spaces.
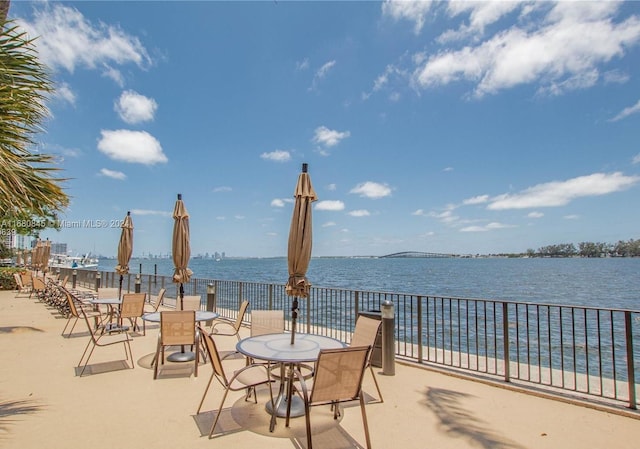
xmin=95 ymin=271 xmax=101 ymax=290
xmin=206 ymin=283 xmax=216 ymax=326
xmin=135 ymin=274 xmax=141 ymax=293
xmin=72 ymin=269 xmax=77 ymax=289
xmin=502 ymin=301 xmax=510 ymax=382
xmin=417 ymin=296 xmax=423 ymax=363
xmin=382 ymin=299 xmax=395 ymax=375
xmin=624 ymin=311 xmax=637 ymax=409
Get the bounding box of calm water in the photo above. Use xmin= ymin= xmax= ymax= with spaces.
xmin=100 ymin=257 xmax=640 ymax=310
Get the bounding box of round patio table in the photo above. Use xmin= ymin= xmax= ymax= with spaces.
xmin=236 ymin=332 xmax=345 ymax=431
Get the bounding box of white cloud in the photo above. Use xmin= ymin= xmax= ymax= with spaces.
xmin=52 ymin=81 xmax=76 ymax=105
xmin=309 ymin=60 xmax=336 ymax=90
xmin=439 ymin=0 xmax=521 ymax=43
xmin=326 ymin=183 xmax=337 ymax=191
xmin=564 ymin=214 xmax=580 ymax=220
xmin=312 ymin=126 xmax=351 ymax=148
xmin=115 ymin=90 xmax=158 ymax=124
xmin=382 ymin=0 xmax=435 ymax=35
xmin=412 ymin=209 xmax=426 ymax=216
xmin=322 ymin=221 xmax=337 ymax=227
xmin=296 ymin=58 xmax=309 ymax=71
xmin=528 ymin=211 xmax=544 ymax=218
xmin=98 ymin=168 xmax=126 ymax=180
xmin=97 ymin=130 xmax=168 ymax=165
xmin=19 ymin=3 xmax=151 ymax=74
xmin=412 ymin=2 xmax=640 ymax=98
xmin=102 ymin=65 xmax=125 ymax=87
xmin=460 ymin=222 xmax=515 ymax=232
xmin=487 ymin=172 xmax=639 ymax=210
xmin=609 ymin=98 xmax=640 ymax=122
xmin=213 ymin=186 xmax=232 ymax=193
xmin=260 ymin=150 xmax=291 ymax=162
xmin=271 ymin=199 xmax=286 ymax=208
xmin=350 ymin=181 xmax=392 ymax=199
xmin=463 ymin=195 xmax=489 ymax=205
xmin=633 ymin=154 xmax=640 ymax=165
xmin=349 ymin=209 xmax=371 ymax=217
xmin=131 ymin=209 xmax=171 ymax=217
xmin=315 ymin=200 xmax=345 ymax=211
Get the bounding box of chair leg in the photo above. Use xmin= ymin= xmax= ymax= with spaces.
xmin=359 ymin=392 xmax=372 ymax=449
xmin=369 ymin=364 xmax=384 ymax=403
xmin=209 ymin=389 xmax=231 ymax=438
xmin=197 ymin=372 xmax=216 ymax=414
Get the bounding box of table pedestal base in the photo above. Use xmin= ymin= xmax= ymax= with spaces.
xmin=266 ymin=395 xmax=305 ymax=418
xmin=167 ymin=351 xmax=195 ymax=362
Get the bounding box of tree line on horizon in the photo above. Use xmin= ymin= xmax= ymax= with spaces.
xmin=521 ymin=239 xmax=640 ymax=258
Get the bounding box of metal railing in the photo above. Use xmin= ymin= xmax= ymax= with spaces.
xmin=63 ymin=267 xmax=639 ymax=409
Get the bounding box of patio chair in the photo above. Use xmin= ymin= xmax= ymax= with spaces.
xmin=145 ymin=287 xmax=166 ymax=313
xmin=20 ymin=272 xmax=33 ymax=293
xmin=351 ymin=315 xmax=384 ymax=402
xmin=210 ymin=300 xmax=249 ymax=341
xmin=153 ymin=310 xmax=199 ymax=379
xmin=14 ymin=273 xmax=30 ymax=298
xmin=62 ymin=290 xmax=106 ymax=338
xmin=30 ymin=276 xmax=46 ymax=300
xmin=250 ymin=309 xmax=285 ymax=336
xmin=117 ymin=293 xmax=146 ymax=335
xmin=292 ymin=345 xmax=373 ymax=449
xmin=77 ymin=306 xmax=134 ymax=377
xmin=98 ymin=287 xmax=120 ymax=300
xmin=196 ymin=328 xmax=275 ymax=439
xmin=179 ymin=295 xmax=202 ymax=311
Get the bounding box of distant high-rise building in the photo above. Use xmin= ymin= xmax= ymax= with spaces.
xmin=51 ymin=242 xmax=67 ymax=255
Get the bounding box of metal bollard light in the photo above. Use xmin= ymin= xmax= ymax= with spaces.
xmin=381 ymin=300 xmax=395 ymax=375
xmin=72 ymin=269 xmax=77 ymax=289
xmin=95 ymin=272 xmax=101 ymax=290
xmin=206 ymin=283 xmax=216 ymax=326
xmin=135 ymin=274 xmax=141 ymax=293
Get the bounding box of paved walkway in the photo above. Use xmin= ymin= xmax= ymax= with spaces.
xmin=1 ymin=289 xmax=639 ymax=449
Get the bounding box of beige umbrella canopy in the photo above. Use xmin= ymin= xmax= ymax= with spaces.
xmin=172 ymin=194 xmax=192 ymax=310
xmin=32 ymin=239 xmax=42 ymax=272
xmin=285 ymin=163 xmax=318 ymax=344
xmin=115 ymin=211 xmax=134 ymax=298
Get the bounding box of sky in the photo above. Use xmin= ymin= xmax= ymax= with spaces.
xmin=9 ymin=0 xmax=640 ymax=258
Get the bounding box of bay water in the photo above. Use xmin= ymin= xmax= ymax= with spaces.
xmin=100 ymin=256 xmax=640 ymax=310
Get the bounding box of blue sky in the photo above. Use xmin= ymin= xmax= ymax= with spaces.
xmin=11 ymin=1 xmax=640 ymax=258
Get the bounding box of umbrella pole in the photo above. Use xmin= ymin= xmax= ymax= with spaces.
xmin=118 ymin=275 xmax=123 ymax=300
xmin=290 ymin=297 xmax=298 ymax=344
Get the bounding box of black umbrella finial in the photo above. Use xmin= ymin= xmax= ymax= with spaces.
xmin=302 ymin=163 xmax=308 ymax=173
xmin=177 ymin=193 xmax=182 ymax=200
xmin=127 ymin=211 xmax=130 ymax=216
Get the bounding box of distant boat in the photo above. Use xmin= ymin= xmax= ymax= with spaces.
xmin=49 ymin=253 xmax=99 ymax=270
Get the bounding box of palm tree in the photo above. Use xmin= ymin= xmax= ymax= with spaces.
xmin=0 ymin=5 xmax=69 ymax=233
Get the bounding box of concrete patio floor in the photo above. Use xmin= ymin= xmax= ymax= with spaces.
xmin=1 ymin=289 xmax=639 ymax=449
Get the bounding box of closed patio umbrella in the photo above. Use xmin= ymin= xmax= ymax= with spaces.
xmin=285 ymin=163 xmax=317 ymax=344
xmin=41 ymin=239 xmax=51 ymax=274
xmin=33 ymin=239 xmax=42 ymax=273
xmin=115 ymin=211 xmax=134 ymax=299
xmin=172 ymin=194 xmax=192 ymax=310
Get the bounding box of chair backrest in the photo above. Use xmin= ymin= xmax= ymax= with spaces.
xmin=120 ymin=293 xmax=146 ymax=319
xmin=62 ymin=289 xmax=82 ymax=318
xmin=351 ymin=316 xmax=381 ymax=347
xmin=251 ymin=310 xmax=285 ymax=336
xmin=151 ymin=288 xmax=166 ymax=311
xmin=160 ymin=311 xmax=196 ymax=346
xmin=14 ymin=273 xmax=23 ymax=288
xmin=200 ymin=327 xmax=229 ymax=384
xmin=310 ymin=346 xmax=371 ymax=405
xmin=179 ymin=295 xmax=201 ymax=311
xmin=98 ymin=287 xmax=120 ymax=300
xmin=32 ymin=277 xmax=46 ymax=291
xmin=20 ymin=272 xmax=32 ymax=286
xmin=231 ymin=300 xmax=250 ymax=332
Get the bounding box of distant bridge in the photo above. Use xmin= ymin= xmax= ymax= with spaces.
xmin=380 ymin=251 xmax=456 ymax=259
